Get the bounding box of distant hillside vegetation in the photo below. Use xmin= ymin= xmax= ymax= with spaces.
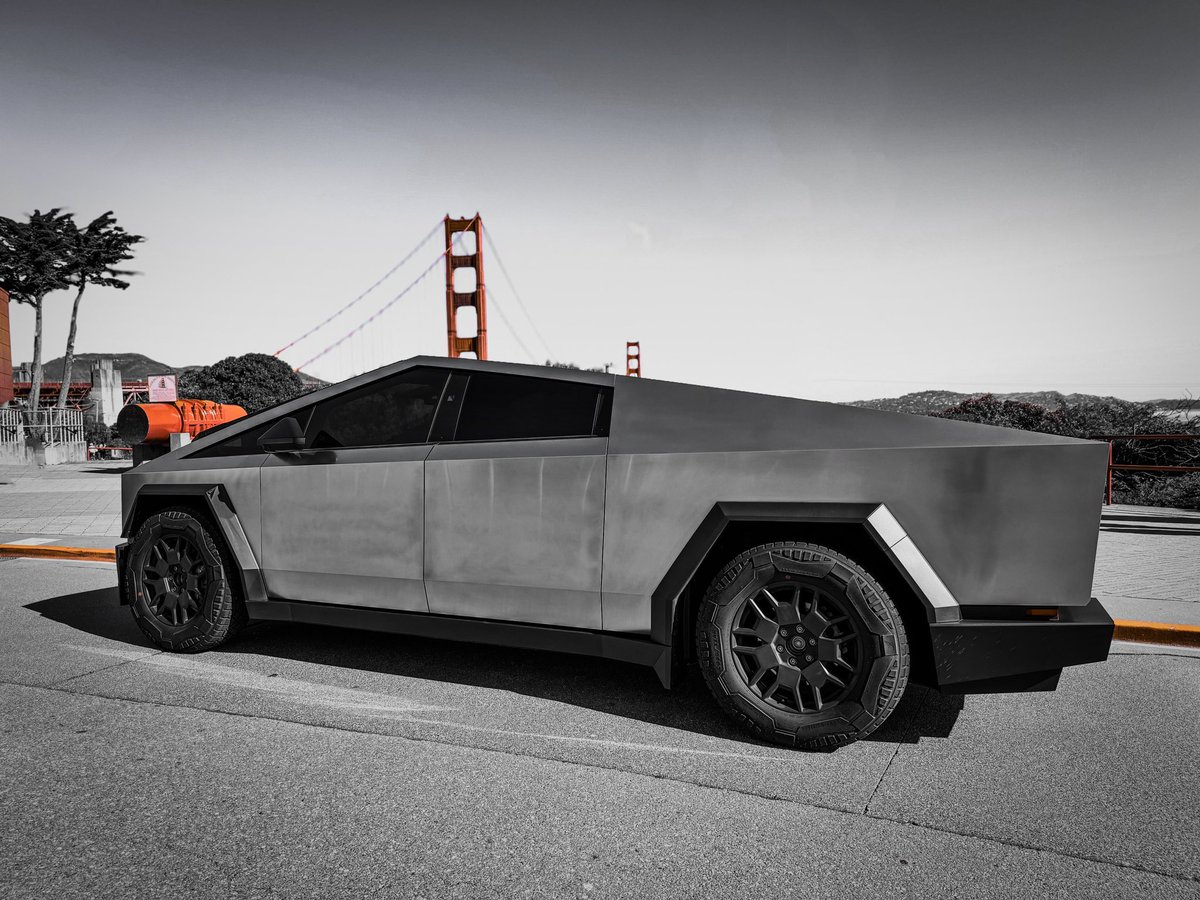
xmin=23 ymin=352 xmax=327 ymax=387
xmin=28 ymin=352 xmax=193 ymax=381
xmin=849 ymin=390 xmax=1128 ymax=415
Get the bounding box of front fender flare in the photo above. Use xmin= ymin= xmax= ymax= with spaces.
xmin=119 ymin=483 xmax=267 ymax=606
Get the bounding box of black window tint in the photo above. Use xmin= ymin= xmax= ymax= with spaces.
xmin=306 ymin=368 xmax=447 ymax=449
xmin=454 ymin=373 xmax=606 ymax=441
xmin=189 ymin=408 xmax=315 ymax=459
xmin=188 ymin=417 xmax=277 ymax=458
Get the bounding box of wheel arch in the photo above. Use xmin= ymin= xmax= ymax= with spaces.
xmin=652 ymin=502 xmax=961 ymax=687
xmin=121 ymin=484 xmax=267 ymax=606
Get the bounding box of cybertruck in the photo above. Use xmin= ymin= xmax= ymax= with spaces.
xmin=117 ymin=357 xmax=1113 ymax=748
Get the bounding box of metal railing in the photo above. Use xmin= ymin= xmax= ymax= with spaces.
xmin=1099 ymin=434 xmax=1200 ymax=505
xmin=0 ymin=407 xmax=85 ymax=447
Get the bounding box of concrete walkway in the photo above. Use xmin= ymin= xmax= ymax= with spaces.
xmin=1095 ymin=504 xmax=1200 ymax=626
xmin=0 ymin=461 xmax=124 ymax=539
xmin=1 ymin=462 xmax=1197 ymax=625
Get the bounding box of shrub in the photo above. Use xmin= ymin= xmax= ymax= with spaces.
xmin=179 ymin=353 xmax=304 ymax=413
xmin=930 ymin=394 xmax=1200 ymax=509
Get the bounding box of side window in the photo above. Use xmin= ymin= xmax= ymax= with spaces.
xmin=305 ymin=368 xmax=447 ymax=449
xmin=188 ymin=416 xmax=289 ymax=459
xmin=453 ymin=373 xmax=610 ymax=442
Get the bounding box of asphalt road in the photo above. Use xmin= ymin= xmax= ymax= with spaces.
xmin=1 ymin=558 xmax=1198 ymax=900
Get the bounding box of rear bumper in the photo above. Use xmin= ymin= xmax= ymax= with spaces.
xmin=930 ymin=597 xmax=1114 ymax=693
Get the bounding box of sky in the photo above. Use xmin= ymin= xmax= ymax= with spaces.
xmin=2 ymin=0 xmax=1197 ymax=401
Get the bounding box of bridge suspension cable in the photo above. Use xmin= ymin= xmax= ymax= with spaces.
xmin=481 ymin=224 xmax=558 ymax=363
xmin=274 ymin=220 xmax=442 ymax=357
xmin=282 ymin=215 xmax=554 ymax=375
xmin=485 ymin=282 xmax=538 ymax=364
xmin=294 ymin=235 xmax=460 ymax=372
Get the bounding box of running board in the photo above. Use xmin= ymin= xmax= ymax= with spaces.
xmin=245 ymin=600 xmax=675 ymax=688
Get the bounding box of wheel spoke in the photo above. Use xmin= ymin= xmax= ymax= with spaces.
xmin=147 ymin=548 xmax=170 ymax=577
xmin=139 ymin=532 xmax=211 ymax=629
xmin=816 ymin=634 xmax=844 ymax=663
xmin=820 ymin=665 xmax=847 ymax=689
xmin=752 ymin=670 xmax=778 ymax=697
xmin=802 ymin=608 xmax=830 ymax=635
xmin=753 ymin=644 xmax=778 ymax=670
xmin=731 ymin=576 xmax=866 ymax=715
xmin=792 ymin=683 xmax=806 ymax=713
xmin=803 ymin=662 xmax=829 ymax=690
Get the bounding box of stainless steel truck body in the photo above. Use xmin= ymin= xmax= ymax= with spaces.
xmin=117 ymin=356 xmax=1113 ymax=748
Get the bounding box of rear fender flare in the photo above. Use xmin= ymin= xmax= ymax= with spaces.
xmin=650 ymin=501 xmax=962 ymax=647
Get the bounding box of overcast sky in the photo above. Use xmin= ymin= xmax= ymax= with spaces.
xmin=3 ymin=1 xmax=1197 ymax=401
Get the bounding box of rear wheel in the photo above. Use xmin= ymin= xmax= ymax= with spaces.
xmin=696 ymin=541 xmax=909 ymax=749
xmin=123 ymin=508 xmax=247 ymax=652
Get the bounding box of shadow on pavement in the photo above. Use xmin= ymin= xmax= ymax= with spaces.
xmin=27 ymin=587 xmax=963 ymax=748
xmin=27 ymin=586 xmax=144 ymax=645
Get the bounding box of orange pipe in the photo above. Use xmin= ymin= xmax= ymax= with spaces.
xmin=117 ymin=400 xmax=246 ymax=444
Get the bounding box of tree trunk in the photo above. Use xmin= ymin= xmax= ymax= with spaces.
xmin=56 ymin=283 xmax=86 ymax=408
xmin=24 ymin=294 xmax=48 ymax=458
xmin=28 ymin=294 xmax=45 ymax=411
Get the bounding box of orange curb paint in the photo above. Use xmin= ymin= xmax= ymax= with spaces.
xmin=1113 ymin=618 xmax=1200 ymax=649
xmin=0 ymin=544 xmax=116 ymax=562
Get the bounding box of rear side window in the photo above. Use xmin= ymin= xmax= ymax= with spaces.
xmin=453 ymin=373 xmax=610 ymax=442
xmin=305 ymin=368 xmax=447 ymax=449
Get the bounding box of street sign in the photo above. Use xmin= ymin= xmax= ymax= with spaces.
xmin=148 ymin=374 xmax=178 ymax=402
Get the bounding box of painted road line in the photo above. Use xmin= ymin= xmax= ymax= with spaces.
xmin=1113 ymin=618 xmax=1200 ymax=649
xmin=0 ymin=543 xmax=117 ymax=562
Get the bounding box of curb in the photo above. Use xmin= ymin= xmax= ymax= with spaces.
xmin=2 ymin=543 xmax=1199 ymax=650
xmin=0 ymin=544 xmax=117 ymax=563
xmin=1113 ymin=618 xmax=1200 ymax=649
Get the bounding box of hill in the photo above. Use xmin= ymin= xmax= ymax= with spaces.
xmin=848 ymin=390 xmax=1130 ymax=415
xmin=26 ymin=352 xmax=194 ymax=381
xmin=22 ymin=352 xmax=327 ymax=387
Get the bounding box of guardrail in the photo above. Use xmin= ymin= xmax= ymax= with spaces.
xmin=86 ymin=444 xmax=131 ymax=461
xmin=1098 ymin=434 xmax=1200 ymax=505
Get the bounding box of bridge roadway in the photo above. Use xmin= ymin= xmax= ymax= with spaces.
xmin=0 ymin=555 xmax=1197 ymax=899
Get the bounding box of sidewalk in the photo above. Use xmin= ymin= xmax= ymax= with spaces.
xmin=0 ymin=461 xmax=124 ymax=539
xmin=2 ymin=463 xmax=1197 ymax=625
xmin=1095 ymin=504 xmax=1200 ymax=626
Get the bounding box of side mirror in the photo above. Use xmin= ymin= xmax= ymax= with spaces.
xmin=258 ymin=417 xmax=306 ymax=453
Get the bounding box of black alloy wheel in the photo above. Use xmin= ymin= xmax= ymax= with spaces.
xmin=730 ymin=578 xmax=865 ymax=713
xmin=124 ymin=508 xmax=246 ymax=652
xmin=696 ymin=541 xmax=910 ymax=750
xmin=140 ymin=532 xmax=210 ymax=627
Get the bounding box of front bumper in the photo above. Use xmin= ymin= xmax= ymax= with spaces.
xmin=930 ymin=597 xmax=1114 ymax=693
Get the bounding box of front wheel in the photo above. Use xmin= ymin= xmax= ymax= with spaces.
xmin=123 ymin=508 xmax=247 ymax=652
xmin=696 ymin=541 xmax=909 ymax=750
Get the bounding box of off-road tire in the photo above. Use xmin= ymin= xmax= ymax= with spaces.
xmin=696 ymin=541 xmax=909 ymax=750
xmin=124 ymin=507 xmax=247 ymax=652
